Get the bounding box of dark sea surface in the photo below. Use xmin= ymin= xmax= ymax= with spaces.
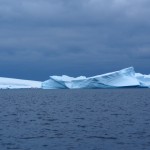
xmin=0 ymin=89 xmax=150 ymax=150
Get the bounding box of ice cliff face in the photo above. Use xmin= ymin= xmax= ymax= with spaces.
xmin=0 ymin=77 xmax=41 ymax=89
xmin=42 ymin=67 xmax=142 ymax=89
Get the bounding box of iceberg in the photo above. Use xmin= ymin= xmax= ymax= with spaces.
xmin=42 ymin=67 xmax=141 ymax=89
xmin=1 ymin=67 xmax=150 ymax=89
xmin=0 ymin=77 xmax=41 ymax=89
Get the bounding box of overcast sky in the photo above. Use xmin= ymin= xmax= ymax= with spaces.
xmin=0 ymin=0 xmax=150 ymax=80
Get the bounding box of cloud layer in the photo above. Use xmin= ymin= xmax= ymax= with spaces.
xmin=0 ymin=0 xmax=150 ymax=80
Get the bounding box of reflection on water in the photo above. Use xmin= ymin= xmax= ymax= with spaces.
xmin=0 ymin=89 xmax=150 ymax=150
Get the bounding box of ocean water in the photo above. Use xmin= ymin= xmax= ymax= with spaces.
xmin=0 ymin=89 xmax=150 ymax=150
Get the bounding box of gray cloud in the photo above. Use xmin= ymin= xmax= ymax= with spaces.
xmin=0 ymin=0 xmax=150 ymax=80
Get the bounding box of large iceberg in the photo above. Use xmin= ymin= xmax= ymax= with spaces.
xmin=0 ymin=77 xmax=41 ymax=89
xmin=42 ymin=67 xmax=142 ymax=89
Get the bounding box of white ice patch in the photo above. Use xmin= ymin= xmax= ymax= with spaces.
xmin=0 ymin=77 xmax=41 ymax=89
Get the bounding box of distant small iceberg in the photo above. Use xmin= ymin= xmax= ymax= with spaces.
xmin=0 ymin=77 xmax=41 ymax=89
xmin=42 ymin=67 xmax=150 ymax=89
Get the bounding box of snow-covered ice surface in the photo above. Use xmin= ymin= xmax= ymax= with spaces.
xmin=42 ymin=67 xmax=147 ymax=89
xmin=0 ymin=77 xmax=41 ymax=89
